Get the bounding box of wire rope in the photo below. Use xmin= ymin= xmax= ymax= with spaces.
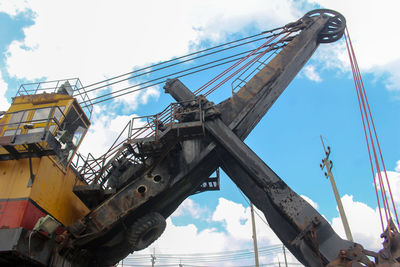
xmin=75 ymin=29 xmax=286 ymax=98
xmin=80 ymin=44 xmax=285 ymax=107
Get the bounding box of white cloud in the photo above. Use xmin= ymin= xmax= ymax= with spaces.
xmin=302 ymin=65 xmax=322 ymax=82
xmin=396 ymin=160 xmax=400 ymax=172
xmin=4 ymin=0 xmax=300 ymax=86
xmin=0 ymin=0 xmax=29 ymax=17
xmin=4 ymin=1 xmax=400 ymax=101
xmin=2 ymin=0 xmax=303 ymax=114
xmin=108 ymin=79 xmax=160 ymax=112
xmin=377 ymin=170 xmax=400 ymax=207
xmin=140 ymin=86 xmax=160 ymax=105
xmin=78 ymin=113 xmax=137 ymax=158
xmin=0 ymin=72 xmax=10 ymax=110
xmin=152 ymin=218 xmax=227 ymax=254
xmin=171 ymin=198 xmax=209 ymax=219
xmin=368 ymin=167 xmax=400 ymax=230
xmin=331 ymin=194 xmax=383 ymax=251
xmin=129 ymin=197 xmax=294 ymax=266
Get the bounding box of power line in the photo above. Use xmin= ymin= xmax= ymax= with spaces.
xmin=237 ymin=187 xmax=269 ymax=227
xmin=121 ymin=245 xmax=285 ymax=266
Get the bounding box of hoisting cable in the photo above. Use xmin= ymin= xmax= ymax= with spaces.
xmin=345 ymin=28 xmax=396 ymax=232
xmin=79 ymin=33 xmax=290 ymax=107
xmin=78 ymin=36 xmax=269 ymax=96
xmin=75 ymin=28 xmax=286 ymax=100
xmin=204 ymin=31 xmax=291 ymax=97
xmin=80 ymin=45 xmax=286 ymax=108
xmin=194 ymin=29 xmax=292 ymax=97
xmin=81 ymin=29 xmax=283 ymax=90
xmin=79 ymin=44 xmax=285 ymax=107
xmin=344 ymin=27 xmax=399 ymax=232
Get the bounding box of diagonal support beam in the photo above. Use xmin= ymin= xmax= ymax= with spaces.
xmin=158 ymin=77 xmax=361 ymax=265
xmin=204 ymin=118 xmax=357 ymax=266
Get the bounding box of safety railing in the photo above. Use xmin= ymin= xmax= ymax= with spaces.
xmin=231 ymin=50 xmax=279 ymax=94
xmin=73 ymin=98 xmax=204 ymax=188
xmin=16 ymin=78 xmax=93 ymax=120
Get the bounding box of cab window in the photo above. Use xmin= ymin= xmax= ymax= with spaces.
xmin=3 ymin=128 xmax=22 ymax=136
xmin=32 ymin=107 xmax=52 ymax=123
xmin=9 ymin=111 xmax=28 ymax=126
xmin=53 ymin=106 xmax=66 ymax=122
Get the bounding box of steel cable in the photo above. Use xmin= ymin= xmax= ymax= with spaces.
xmin=75 ymin=29 xmax=285 ymax=98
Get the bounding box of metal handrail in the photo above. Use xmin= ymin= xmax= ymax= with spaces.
xmin=74 ymin=98 xmax=204 ymax=187
xmin=16 ymin=78 xmax=93 ymax=120
xmin=0 ymin=106 xmax=69 ymax=156
xmin=0 ymin=106 xmax=67 ymax=136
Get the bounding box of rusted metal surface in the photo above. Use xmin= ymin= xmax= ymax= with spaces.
xmin=72 ymin=96 xmax=206 ymax=189
xmin=327 ymin=221 xmax=400 ymax=267
xmin=0 ymin=228 xmax=56 ymax=266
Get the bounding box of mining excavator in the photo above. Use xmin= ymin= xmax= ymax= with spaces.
xmin=0 ymin=9 xmax=399 ymax=267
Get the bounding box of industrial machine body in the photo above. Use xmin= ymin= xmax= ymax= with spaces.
xmin=0 ymin=9 xmax=399 ymax=267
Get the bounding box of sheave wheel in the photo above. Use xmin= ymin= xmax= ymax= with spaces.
xmin=304 ymin=9 xmax=346 ymax=43
xmin=127 ymin=212 xmax=166 ymax=251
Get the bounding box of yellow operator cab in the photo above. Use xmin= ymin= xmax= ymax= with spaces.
xmin=0 ymin=79 xmax=92 ymax=233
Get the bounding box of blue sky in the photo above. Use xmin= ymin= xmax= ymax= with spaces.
xmin=1 ymin=0 xmax=400 ymax=266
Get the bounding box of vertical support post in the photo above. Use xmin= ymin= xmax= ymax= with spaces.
xmin=320 ymin=136 xmax=354 ymax=242
xmin=151 ymin=248 xmax=156 ymax=267
xmin=155 ymin=114 xmax=159 ymax=141
xmin=282 ymin=244 xmax=288 ymax=267
xmin=250 ymin=202 xmax=260 ymax=267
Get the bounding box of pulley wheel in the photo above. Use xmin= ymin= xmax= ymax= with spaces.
xmin=304 ymin=9 xmax=346 ymax=43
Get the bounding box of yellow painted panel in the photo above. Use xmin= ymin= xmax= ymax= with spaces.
xmin=10 ymin=94 xmax=73 ymax=107
xmin=1 ymin=93 xmax=91 ymax=226
xmin=0 ymin=95 xmax=74 ymax=137
xmin=30 ymin=157 xmax=89 ymax=226
xmin=0 ymin=158 xmax=40 ymax=199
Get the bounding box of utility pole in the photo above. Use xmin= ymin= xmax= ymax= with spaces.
xmin=151 ymin=248 xmax=156 ymax=267
xmin=320 ymin=136 xmax=353 ymax=242
xmin=250 ymin=202 xmax=260 ymax=267
xmin=282 ymin=245 xmax=288 ymax=267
